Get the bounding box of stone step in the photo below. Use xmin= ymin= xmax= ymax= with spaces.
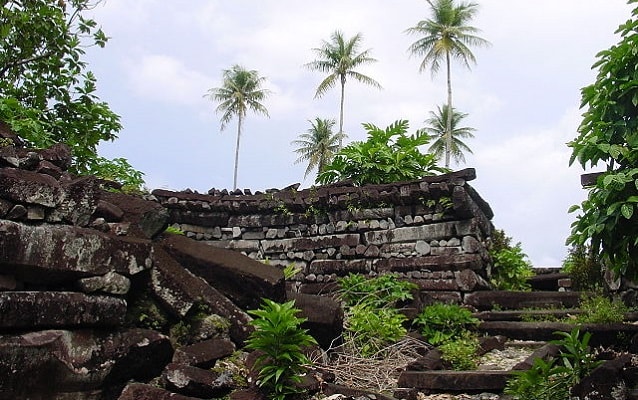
xmin=477 ymin=321 xmax=638 ymax=347
xmin=474 ymin=309 xmax=583 ymax=321
xmin=475 ymin=309 xmax=638 ymax=322
xmin=397 ymin=370 xmax=512 ymax=392
xmin=464 ymin=290 xmax=584 ymax=311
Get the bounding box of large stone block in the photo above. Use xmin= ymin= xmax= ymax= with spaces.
xmin=375 ymin=254 xmax=484 ymax=273
xmin=0 ymin=220 xmax=153 ymax=283
xmin=397 ymin=370 xmax=511 ymax=391
xmin=0 ymin=291 xmax=126 ymax=328
xmin=150 ymin=245 xmax=253 ymax=345
xmin=261 ymin=233 xmax=360 ymax=254
xmin=162 ymin=363 xmax=236 ymax=398
xmin=307 ymin=259 xmax=369 ymax=275
xmin=100 ymin=191 xmax=169 ymax=239
xmin=364 ymin=223 xmax=456 ymax=245
xmin=160 ymin=234 xmax=285 ymax=310
xmin=118 ymin=383 xmax=201 ymax=400
xmin=0 ymin=329 xmax=172 ymax=398
xmin=287 ymin=291 xmax=344 ymax=349
xmin=0 ymin=167 xmax=59 ymax=207
xmin=172 ymin=337 xmax=235 ymax=368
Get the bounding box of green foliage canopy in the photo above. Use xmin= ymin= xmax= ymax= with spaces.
xmin=0 ymin=0 xmax=144 ymax=190
xmin=316 ymin=119 xmax=446 ymax=186
xmin=567 ymin=0 xmax=638 ymax=279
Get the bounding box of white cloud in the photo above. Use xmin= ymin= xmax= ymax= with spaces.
xmin=124 ymin=54 xmax=213 ymax=107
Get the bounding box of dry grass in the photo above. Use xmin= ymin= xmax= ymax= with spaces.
xmin=312 ymin=335 xmax=431 ymax=393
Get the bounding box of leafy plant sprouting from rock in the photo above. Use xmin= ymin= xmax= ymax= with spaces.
xmin=413 ymin=303 xmax=479 ymax=346
xmin=246 ymin=299 xmax=317 ymax=400
xmin=505 ymin=328 xmax=602 ymax=400
xmin=488 ymin=229 xmax=534 ymax=291
xmin=316 ymin=120 xmax=446 ymax=186
xmin=338 ymin=273 xmax=417 ymax=357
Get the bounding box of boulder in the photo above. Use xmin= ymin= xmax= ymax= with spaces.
xmin=172 ymin=337 xmax=235 ymax=368
xmin=287 ymin=291 xmax=343 ymax=349
xmin=0 ymin=329 xmax=172 ymax=398
xmin=161 ymin=363 xmax=236 ymax=398
xmin=118 ymin=383 xmax=201 ymax=400
xmin=0 ymin=291 xmax=126 ymax=328
xmin=160 ymin=234 xmax=285 ymax=309
xmin=150 ymin=245 xmax=253 ymax=345
xmin=99 ymin=191 xmax=169 ymax=239
xmin=572 ymin=354 xmax=634 ymax=399
xmin=0 ymin=220 xmax=153 ymax=283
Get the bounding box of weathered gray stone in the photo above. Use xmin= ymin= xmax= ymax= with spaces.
xmin=150 ymin=245 xmax=253 ymax=345
xmin=27 ymin=205 xmax=46 ymax=220
xmin=162 ymin=363 xmax=236 ymax=398
xmin=261 ymin=233 xmax=360 ymax=254
xmin=0 ymin=291 xmax=126 ymax=328
xmin=0 ymin=220 xmax=154 ymax=283
xmin=462 ymin=235 xmax=481 ymax=253
xmin=100 ymin=190 xmax=169 ymax=239
xmin=48 ymin=176 xmax=100 ymax=226
xmin=288 ymin=291 xmax=343 ymax=349
xmin=308 ymin=259 xmax=369 ymax=275
xmin=364 ymin=223 xmax=456 ymax=245
xmin=77 ymin=271 xmax=131 ymax=295
xmin=0 ymin=167 xmax=58 ymax=207
xmin=454 ymin=269 xmax=489 ymax=291
xmin=398 ymin=371 xmax=511 ymax=391
xmin=6 ymin=203 xmax=26 ymax=219
xmin=172 ymin=337 xmax=235 ymax=368
xmin=0 ymin=329 xmax=172 ymax=398
xmin=415 ymin=240 xmax=431 ymax=256
xmin=161 ymin=234 xmax=284 ymax=310
xmin=118 ymin=383 xmax=201 ymax=400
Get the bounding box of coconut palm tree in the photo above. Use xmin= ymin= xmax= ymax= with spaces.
xmin=206 ymin=64 xmax=270 ymax=190
xmin=422 ymin=104 xmax=475 ymax=166
xmin=305 ymin=30 xmax=382 ymax=147
xmin=406 ymin=0 xmax=489 ymax=167
xmin=291 ymin=117 xmax=345 ymax=181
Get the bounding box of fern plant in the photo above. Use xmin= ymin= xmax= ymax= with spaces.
xmin=246 ymin=299 xmax=317 ymax=400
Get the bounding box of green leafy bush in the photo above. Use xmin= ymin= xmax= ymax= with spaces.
xmin=246 ymin=299 xmax=317 ymax=400
xmin=338 ymin=273 xmax=417 ymax=308
xmin=439 ymin=334 xmax=480 ymax=371
xmin=575 ymin=294 xmax=627 ymax=324
xmin=337 ymin=273 xmax=416 ymax=357
xmin=488 ymin=229 xmax=534 ymax=291
xmin=561 ymin=244 xmax=602 ymax=291
xmin=345 ymin=304 xmax=408 ymax=357
xmin=505 ymin=328 xmax=602 ymax=399
xmin=414 ymin=303 xmax=479 ymax=345
xmin=316 ymin=120 xmax=446 ymax=185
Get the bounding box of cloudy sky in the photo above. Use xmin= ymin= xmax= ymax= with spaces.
xmin=85 ymin=0 xmax=633 ymax=267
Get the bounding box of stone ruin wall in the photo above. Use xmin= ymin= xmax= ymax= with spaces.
xmin=152 ymin=168 xmax=495 ymax=303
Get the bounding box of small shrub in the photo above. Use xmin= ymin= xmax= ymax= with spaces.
xmin=345 ymin=304 xmax=408 ymax=357
xmin=414 ymin=303 xmax=479 ymax=345
xmin=505 ymin=327 xmax=602 ymax=399
xmin=439 ymin=334 xmax=480 ymax=370
xmin=575 ymin=294 xmax=627 ymax=324
xmin=245 ymin=299 xmax=317 ymax=400
xmin=489 ymin=230 xmax=534 ymax=291
xmin=164 ymin=225 xmax=185 ymax=235
xmin=338 ymin=273 xmax=417 ymax=308
xmin=561 ymin=244 xmax=602 ymax=291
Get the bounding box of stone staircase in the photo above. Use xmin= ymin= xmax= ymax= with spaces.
xmin=396 ymin=286 xmax=638 ymax=397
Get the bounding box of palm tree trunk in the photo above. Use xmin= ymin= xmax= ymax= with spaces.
xmin=339 ymin=75 xmax=346 ymax=149
xmin=445 ymin=51 xmax=453 ymax=169
xmin=233 ymin=112 xmax=243 ymax=191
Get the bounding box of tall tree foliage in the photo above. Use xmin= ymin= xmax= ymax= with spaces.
xmin=422 ymin=104 xmax=475 ymax=165
xmin=305 ymin=30 xmax=381 ymax=147
xmin=0 ymin=0 xmax=141 ymax=188
xmin=291 ymin=117 xmax=345 ymax=181
xmin=568 ymin=0 xmax=638 ymax=279
xmin=406 ymin=0 xmax=489 ymax=168
xmin=206 ymin=65 xmax=270 ymax=191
